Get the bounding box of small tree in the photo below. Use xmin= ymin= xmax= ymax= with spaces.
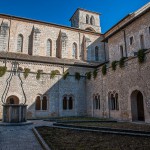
xmin=36 ymin=70 xmax=43 ymax=80
xmin=119 ymin=57 xmax=126 ymax=68
xmin=0 ymin=66 xmax=7 ymax=77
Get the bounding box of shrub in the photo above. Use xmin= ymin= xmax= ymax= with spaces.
xmin=36 ymin=70 xmax=43 ymax=80
xmin=23 ymin=68 xmax=30 ymax=79
xmin=102 ymin=64 xmax=107 ymax=75
xmin=0 ymin=66 xmax=7 ymax=77
xmin=93 ymin=69 xmax=98 ymax=79
xmin=119 ymin=57 xmax=126 ymax=68
xmin=137 ymin=49 xmax=145 ymax=63
xmin=75 ymin=72 xmax=81 ymax=81
xmin=50 ymin=70 xmax=60 ymax=79
xmin=111 ymin=61 xmax=117 ymax=71
xmin=63 ymin=71 xmax=69 ymax=80
xmin=85 ymin=72 xmax=91 ymax=80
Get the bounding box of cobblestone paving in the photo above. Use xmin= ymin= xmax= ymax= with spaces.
xmin=0 ymin=120 xmax=53 ymax=150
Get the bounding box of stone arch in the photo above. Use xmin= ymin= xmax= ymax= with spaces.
xmin=131 ymin=90 xmax=145 ymax=121
xmin=85 ymin=27 xmax=96 ymax=32
xmin=6 ymin=95 xmax=19 ymax=104
xmin=17 ymin=34 xmax=23 ymax=52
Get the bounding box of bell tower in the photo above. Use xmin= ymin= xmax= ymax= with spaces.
xmin=70 ymin=8 xmax=101 ymax=33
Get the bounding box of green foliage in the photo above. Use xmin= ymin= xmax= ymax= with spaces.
xmin=85 ymin=72 xmax=91 ymax=80
xmin=93 ymin=69 xmax=98 ymax=79
xmin=75 ymin=72 xmax=81 ymax=81
xmin=23 ymin=68 xmax=30 ymax=79
xmin=111 ymin=61 xmax=117 ymax=71
xmin=0 ymin=66 xmax=7 ymax=77
xmin=102 ymin=64 xmax=107 ymax=75
xmin=36 ymin=70 xmax=43 ymax=80
xmin=50 ymin=70 xmax=60 ymax=79
xmin=137 ymin=49 xmax=145 ymax=63
xmin=119 ymin=57 xmax=126 ymax=68
xmin=63 ymin=71 xmax=69 ymax=80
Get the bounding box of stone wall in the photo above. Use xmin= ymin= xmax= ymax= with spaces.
xmin=0 ymin=15 xmax=105 ymax=62
xmin=86 ymin=50 xmax=150 ymax=123
xmin=0 ymin=60 xmax=93 ymax=119
xmin=108 ymin=9 xmax=150 ymax=62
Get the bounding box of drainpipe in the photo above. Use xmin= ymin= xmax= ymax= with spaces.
xmin=123 ymin=30 xmax=128 ymax=57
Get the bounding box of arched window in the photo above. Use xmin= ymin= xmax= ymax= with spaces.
xmin=42 ymin=96 xmax=47 ymax=110
xmin=72 ymin=43 xmax=77 ymax=59
xmin=90 ymin=16 xmax=95 ymax=25
xmin=17 ymin=34 xmax=23 ymax=52
xmin=109 ymin=92 xmax=119 ymax=110
xmin=63 ymin=95 xmax=74 ymax=110
xmin=86 ymin=15 xmax=89 ymax=24
xmin=35 ymin=96 xmax=41 ymax=110
xmin=95 ymin=46 xmax=99 ymax=61
xmin=93 ymin=94 xmax=100 ymax=110
xmin=47 ymin=39 xmax=52 ymax=56
xmin=63 ymin=96 xmax=67 ymax=110
xmin=69 ymin=97 xmax=73 ymax=110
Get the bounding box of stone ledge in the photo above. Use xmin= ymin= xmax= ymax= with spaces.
xmin=33 ymin=127 xmax=51 ymax=150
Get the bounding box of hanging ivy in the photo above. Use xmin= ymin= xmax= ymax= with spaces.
xmin=36 ymin=70 xmax=43 ymax=80
xmin=119 ymin=57 xmax=126 ymax=68
xmin=75 ymin=72 xmax=81 ymax=81
xmin=0 ymin=66 xmax=7 ymax=77
xmin=111 ymin=61 xmax=117 ymax=71
xmin=102 ymin=64 xmax=107 ymax=75
xmin=85 ymin=72 xmax=92 ymax=80
xmin=23 ymin=68 xmax=30 ymax=79
xmin=137 ymin=49 xmax=145 ymax=63
xmin=63 ymin=71 xmax=69 ymax=80
xmin=50 ymin=70 xmax=60 ymax=79
xmin=93 ymin=69 xmax=98 ymax=79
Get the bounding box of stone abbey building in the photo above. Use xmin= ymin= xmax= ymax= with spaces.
xmin=0 ymin=2 xmax=150 ymax=122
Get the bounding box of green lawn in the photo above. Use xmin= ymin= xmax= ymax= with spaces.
xmin=37 ymin=126 xmax=150 ymax=150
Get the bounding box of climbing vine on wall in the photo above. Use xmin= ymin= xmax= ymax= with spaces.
xmin=85 ymin=72 xmax=92 ymax=80
xmin=93 ymin=69 xmax=98 ymax=79
xmin=75 ymin=72 xmax=81 ymax=81
xmin=36 ymin=70 xmax=43 ymax=80
xmin=119 ymin=57 xmax=126 ymax=68
xmin=137 ymin=49 xmax=145 ymax=63
xmin=63 ymin=71 xmax=69 ymax=80
xmin=50 ymin=70 xmax=60 ymax=79
xmin=0 ymin=66 xmax=7 ymax=77
xmin=23 ymin=68 xmax=30 ymax=79
xmin=111 ymin=61 xmax=117 ymax=71
xmin=102 ymin=64 xmax=107 ymax=75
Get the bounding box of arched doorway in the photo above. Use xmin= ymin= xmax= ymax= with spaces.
xmin=131 ymin=90 xmax=145 ymax=121
xmin=6 ymin=95 xmax=19 ymax=104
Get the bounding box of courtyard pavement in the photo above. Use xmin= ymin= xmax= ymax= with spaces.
xmin=0 ymin=120 xmax=53 ymax=150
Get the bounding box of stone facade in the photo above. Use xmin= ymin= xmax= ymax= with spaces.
xmin=0 ymin=3 xmax=150 ymax=123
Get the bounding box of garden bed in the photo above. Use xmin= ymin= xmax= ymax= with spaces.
xmin=36 ymin=126 xmax=150 ymax=150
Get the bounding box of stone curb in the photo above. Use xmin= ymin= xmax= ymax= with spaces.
xmin=53 ymin=123 xmax=150 ymax=137
xmin=0 ymin=121 xmax=33 ymax=126
xmin=32 ymin=127 xmax=51 ymax=150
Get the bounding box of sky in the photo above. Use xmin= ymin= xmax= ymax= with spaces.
xmin=0 ymin=0 xmax=149 ymax=33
